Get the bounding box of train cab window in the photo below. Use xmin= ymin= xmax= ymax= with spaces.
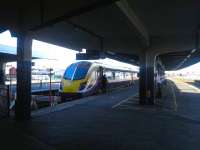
xmin=73 ymin=62 xmax=91 ymax=80
xmin=63 ymin=62 xmax=91 ymax=80
xmin=63 ymin=63 xmax=77 ymax=80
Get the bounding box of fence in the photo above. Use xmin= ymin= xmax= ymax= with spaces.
xmin=0 ymin=85 xmax=9 ymax=118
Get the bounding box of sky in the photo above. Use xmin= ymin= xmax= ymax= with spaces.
xmin=0 ymin=30 xmax=138 ymax=72
xmin=166 ymin=62 xmax=200 ymax=76
xmin=0 ymin=30 xmax=77 ymax=69
xmin=177 ymin=62 xmax=200 ymax=73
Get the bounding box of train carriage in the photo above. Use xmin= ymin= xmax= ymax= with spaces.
xmin=60 ymin=61 xmax=138 ymax=100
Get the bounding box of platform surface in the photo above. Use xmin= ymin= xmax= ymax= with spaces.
xmin=0 ymin=79 xmax=200 ymax=150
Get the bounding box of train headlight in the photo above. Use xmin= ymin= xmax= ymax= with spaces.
xmin=79 ymin=82 xmax=87 ymax=91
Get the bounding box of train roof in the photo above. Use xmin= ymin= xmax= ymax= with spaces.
xmin=75 ymin=60 xmax=139 ymax=73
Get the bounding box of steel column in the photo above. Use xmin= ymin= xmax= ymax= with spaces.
xmin=15 ymin=33 xmax=32 ymax=120
xmin=139 ymin=55 xmax=147 ymax=104
xmin=0 ymin=62 xmax=5 ymax=85
xmin=139 ymin=52 xmax=156 ymax=104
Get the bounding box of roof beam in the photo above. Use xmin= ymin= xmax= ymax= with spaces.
xmin=0 ymin=26 xmax=7 ymax=33
xmin=116 ymin=0 xmax=150 ymax=47
xmin=31 ymin=0 xmax=119 ymax=31
xmin=174 ymin=49 xmax=197 ymax=70
xmin=65 ymin=20 xmax=104 ymax=51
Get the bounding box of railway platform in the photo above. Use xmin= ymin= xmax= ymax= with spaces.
xmin=0 ymin=79 xmax=200 ymax=150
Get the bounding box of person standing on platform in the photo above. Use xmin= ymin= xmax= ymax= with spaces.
xmin=101 ymin=74 xmax=108 ymax=93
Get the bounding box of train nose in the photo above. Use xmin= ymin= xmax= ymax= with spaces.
xmin=66 ymin=80 xmax=72 ymax=86
xmin=62 ymin=80 xmax=80 ymax=93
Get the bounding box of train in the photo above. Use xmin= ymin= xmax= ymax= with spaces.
xmin=60 ymin=61 xmax=138 ymax=100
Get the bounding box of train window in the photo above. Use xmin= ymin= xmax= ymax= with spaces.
xmin=115 ymin=72 xmax=120 ymax=80
xmin=63 ymin=62 xmax=91 ymax=80
xmin=86 ymin=71 xmax=96 ymax=89
xmin=73 ymin=62 xmax=91 ymax=80
xmin=63 ymin=63 xmax=77 ymax=80
xmin=95 ymin=70 xmax=99 ymax=79
xmin=104 ymin=71 xmax=112 ymax=80
xmin=89 ymin=71 xmax=96 ymax=80
xmin=94 ymin=69 xmax=100 ymax=80
xmin=119 ymin=72 xmax=123 ymax=79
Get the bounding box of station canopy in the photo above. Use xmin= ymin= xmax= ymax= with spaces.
xmin=0 ymin=0 xmax=199 ymax=70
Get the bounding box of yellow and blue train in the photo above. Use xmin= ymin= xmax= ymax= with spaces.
xmin=60 ymin=61 xmax=138 ymax=100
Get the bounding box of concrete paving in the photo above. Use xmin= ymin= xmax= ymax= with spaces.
xmin=169 ymin=78 xmax=200 ymax=121
xmin=0 ymin=79 xmax=200 ymax=150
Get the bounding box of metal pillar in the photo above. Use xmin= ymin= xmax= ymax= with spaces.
xmin=139 ymin=52 xmax=156 ymax=104
xmin=146 ymin=65 xmax=155 ymax=104
xmin=155 ymin=61 xmax=165 ymax=99
xmin=15 ymin=33 xmax=32 ymax=120
xmin=139 ymin=55 xmax=147 ymax=104
xmin=0 ymin=62 xmax=5 ymax=85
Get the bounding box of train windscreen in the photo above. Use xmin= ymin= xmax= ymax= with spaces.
xmin=63 ymin=63 xmax=77 ymax=80
xmin=63 ymin=62 xmax=91 ymax=80
xmin=73 ymin=62 xmax=91 ymax=80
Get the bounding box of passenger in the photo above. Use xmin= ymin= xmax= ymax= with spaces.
xmin=101 ymin=74 xmax=108 ymax=93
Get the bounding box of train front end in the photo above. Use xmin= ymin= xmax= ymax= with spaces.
xmin=60 ymin=61 xmax=92 ymax=100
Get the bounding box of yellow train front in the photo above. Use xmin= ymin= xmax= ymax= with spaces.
xmin=60 ymin=61 xmax=101 ymax=100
